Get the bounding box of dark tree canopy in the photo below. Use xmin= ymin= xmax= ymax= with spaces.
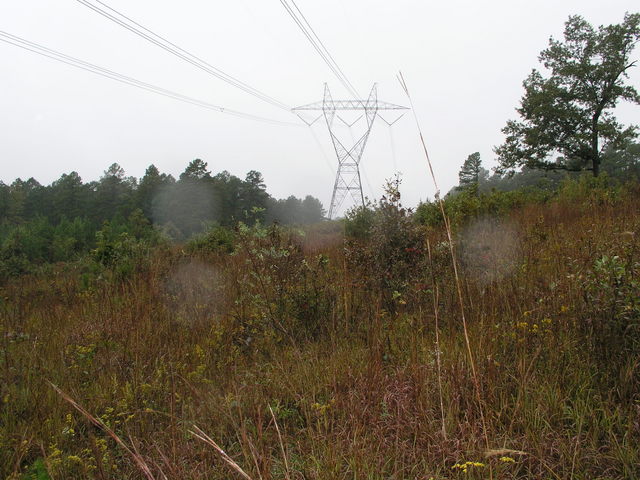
xmin=239 ymin=170 xmax=269 ymax=224
xmin=265 ymin=195 xmax=326 ymax=225
xmin=93 ymin=163 xmax=136 ymax=221
xmin=137 ymin=165 xmax=174 ymax=219
xmin=457 ymin=152 xmax=488 ymax=193
xmin=496 ymin=13 xmax=640 ymax=176
xmin=51 ymin=172 xmax=89 ymax=221
xmin=459 ymin=152 xmax=481 ymax=187
xmin=0 ymin=159 xmax=325 ymax=250
xmin=180 ymin=159 xmax=210 ymax=181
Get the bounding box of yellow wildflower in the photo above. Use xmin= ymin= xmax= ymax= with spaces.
xmin=452 ymin=461 xmax=485 ymax=473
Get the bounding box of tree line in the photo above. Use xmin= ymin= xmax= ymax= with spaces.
xmin=452 ymin=12 xmax=640 ymax=195
xmin=453 ymin=142 xmax=640 ymax=196
xmin=0 ymin=159 xmax=324 ymax=235
xmin=0 ymin=159 xmax=325 ymax=275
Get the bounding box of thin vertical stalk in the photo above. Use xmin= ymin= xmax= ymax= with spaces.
xmin=426 ymin=239 xmax=446 ymax=440
xmin=398 ymin=72 xmax=489 ymax=452
xmin=269 ymin=405 xmax=291 ymax=480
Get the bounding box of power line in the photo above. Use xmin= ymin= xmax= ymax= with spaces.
xmin=279 ymin=0 xmax=357 ymax=98
xmin=76 ymin=0 xmax=289 ymax=111
xmin=279 ymin=0 xmax=359 ymax=98
xmin=0 ymin=31 xmax=301 ymax=127
xmin=389 ymin=125 xmax=399 ymax=173
xmin=279 ymin=1 xmax=343 ymax=87
xmin=75 ymin=0 xmax=292 ymax=112
xmin=289 ymin=0 xmax=359 ymax=97
xmin=308 ymin=127 xmax=335 ymax=176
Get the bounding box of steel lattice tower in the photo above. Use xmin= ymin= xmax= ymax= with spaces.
xmin=293 ymin=84 xmax=408 ymax=218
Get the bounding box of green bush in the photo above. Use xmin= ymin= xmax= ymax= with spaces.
xmin=345 ymin=177 xmax=427 ymax=310
xmin=583 ymin=253 xmax=640 ymax=357
xmin=92 ymin=221 xmax=155 ymax=279
xmin=415 ymin=186 xmax=552 ymax=229
xmin=343 ymin=202 xmax=375 ymax=240
xmin=186 ymin=224 xmax=236 ymax=255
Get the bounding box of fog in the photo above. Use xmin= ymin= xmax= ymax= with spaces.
xmin=1 ymin=0 xmax=638 ymax=215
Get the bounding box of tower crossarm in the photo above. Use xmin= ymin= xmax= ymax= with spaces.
xmin=299 ymin=84 xmax=409 ymax=218
xmin=292 ymin=100 xmax=408 ymax=111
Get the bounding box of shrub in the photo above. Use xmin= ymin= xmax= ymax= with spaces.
xmin=186 ymin=224 xmax=236 ymax=255
xmin=343 ymin=202 xmax=375 ymax=240
xmin=92 ymin=221 xmax=155 ymax=279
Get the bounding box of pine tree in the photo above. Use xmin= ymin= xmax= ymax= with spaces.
xmin=458 ymin=152 xmax=485 ymax=193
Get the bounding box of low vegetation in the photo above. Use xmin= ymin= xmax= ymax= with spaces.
xmin=3 ymin=13 xmax=639 ymax=479
xmin=2 ymin=174 xmax=639 ymax=479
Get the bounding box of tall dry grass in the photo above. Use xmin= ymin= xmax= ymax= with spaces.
xmin=1 ymin=187 xmax=639 ymax=479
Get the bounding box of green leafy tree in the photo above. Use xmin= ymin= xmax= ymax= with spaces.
xmin=179 ymin=158 xmax=210 ymax=181
xmin=50 ymin=172 xmax=89 ymax=222
xmin=157 ymin=160 xmax=216 ymax=237
xmin=211 ymin=170 xmax=242 ymax=225
xmin=20 ymin=178 xmax=50 ymax=220
xmin=283 ymin=196 xmax=303 ymax=224
xmin=458 ymin=152 xmax=488 ymax=194
xmin=265 ymin=194 xmax=325 ymax=225
xmin=52 ymin=217 xmax=94 ymax=260
xmin=300 ymin=195 xmax=325 ymax=223
xmin=601 ymin=141 xmax=640 ymax=179
xmin=136 ymin=164 xmax=173 ymax=219
xmin=239 ymin=170 xmax=269 ymax=224
xmin=93 ymin=163 xmax=136 ymax=221
xmin=4 ymin=178 xmax=45 ymax=223
xmin=496 ymin=13 xmax=640 ymax=177
xmin=0 ymin=182 xmax=9 ymax=221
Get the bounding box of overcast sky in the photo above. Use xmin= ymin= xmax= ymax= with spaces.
xmin=1 ymin=0 xmax=639 ymax=215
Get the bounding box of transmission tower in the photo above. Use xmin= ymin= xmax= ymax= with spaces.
xmin=293 ymin=84 xmax=408 ymax=218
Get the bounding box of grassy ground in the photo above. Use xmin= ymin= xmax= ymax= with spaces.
xmin=1 ymin=186 xmax=639 ymax=479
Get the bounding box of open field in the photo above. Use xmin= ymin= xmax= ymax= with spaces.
xmin=2 ymin=182 xmax=639 ymax=479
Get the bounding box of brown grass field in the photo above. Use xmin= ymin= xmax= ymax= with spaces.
xmin=2 ymin=184 xmax=639 ymax=479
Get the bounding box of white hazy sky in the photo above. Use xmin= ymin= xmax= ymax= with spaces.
xmin=1 ymin=0 xmax=639 ymax=215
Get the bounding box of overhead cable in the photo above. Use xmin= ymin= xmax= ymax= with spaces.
xmin=289 ymin=0 xmax=359 ymax=97
xmin=279 ymin=0 xmax=359 ymax=98
xmin=0 ymin=31 xmax=301 ymax=126
xmin=75 ymin=0 xmax=292 ymax=112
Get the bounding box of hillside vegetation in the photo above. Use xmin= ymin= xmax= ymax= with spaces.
xmin=2 ymin=176 xmax=639 ymax=479
xmin=0 ymin=159 xmax=325 ymax=282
